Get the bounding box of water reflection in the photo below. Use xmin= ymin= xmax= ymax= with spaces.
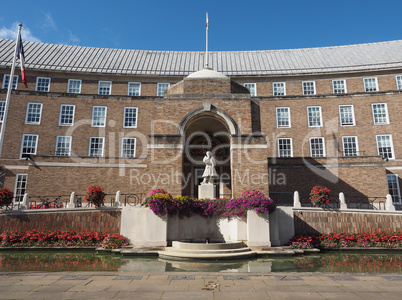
xmin=0 ymin=251 xmax=401 ymax=273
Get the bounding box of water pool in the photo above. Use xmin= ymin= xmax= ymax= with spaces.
xmin=0 ymin=251 xmax=401 ymax=273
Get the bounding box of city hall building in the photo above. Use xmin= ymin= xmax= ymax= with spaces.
xmin=0 ymin=37 xmax=401 ymax=205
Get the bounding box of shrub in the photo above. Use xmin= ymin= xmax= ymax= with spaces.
xmin=143 ymin=189 xmax=276 ymax=218
xmin=309 ymin=186 xmax=330 ymax=207
xmin=0 ymin=188 xmax=14 ymax=208
xmin=85 ymin=185 xmax=105 ymax=207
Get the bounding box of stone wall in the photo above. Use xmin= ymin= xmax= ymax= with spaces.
xmin=294 ymin=209 xmax=402 ymax=234
xmin=0 ymin=209 xmax=121 ymax=233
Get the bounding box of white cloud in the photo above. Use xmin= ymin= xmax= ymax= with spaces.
xmin=38 ymin=12 xmax=57 ymax=31
xmin=0 ymin=23 xmax=42 ymax=42
xmin=67 ymin=30 xmax=80 ymax=45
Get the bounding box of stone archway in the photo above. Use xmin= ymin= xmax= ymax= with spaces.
xmin=181 ymin=111 xmax=232 ymax=198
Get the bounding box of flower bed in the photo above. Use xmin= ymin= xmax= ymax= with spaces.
xmin=289 ymin=232 xmax=402 ymax=249
xmin=143 ymin=189 xmax=276 ymax=219
xmin=0 ymin=230 xmax=128 ymax=249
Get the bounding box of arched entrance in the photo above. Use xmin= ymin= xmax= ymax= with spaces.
xmin=181 ymin=111 xmax=233 ymax=198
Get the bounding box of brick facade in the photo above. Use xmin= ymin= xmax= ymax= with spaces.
xmin=0 ymin=42 xmax=401 ymax=203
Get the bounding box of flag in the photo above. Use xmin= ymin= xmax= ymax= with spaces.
xmin=17 ymin=32 xmax=28 ymax=88
xmin=206 ymin=12 xmax=209 ymax=29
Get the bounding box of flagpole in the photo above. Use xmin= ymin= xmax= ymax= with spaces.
xmin=0 ymin=23 xmax=22 ymax=158
xmin=205 ymin=12 xmax=209 ymax=68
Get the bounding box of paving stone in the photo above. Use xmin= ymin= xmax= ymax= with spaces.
xmin=223 ymin=275 xmax=250 ymax=280
xmin=114 ymin=275 xmax=143 ymax=280
xmin=168 ymin=275 xmax=195 ymax=280
xmin=380 ymin=275 xmax=402 ymax=281
xmin=328 ymin=275 xmax=358 ymax=281
xmin=274 ymin=275 xmax=302 ymax=280
xmin=60 ymin=275 xmax=92 ymax=280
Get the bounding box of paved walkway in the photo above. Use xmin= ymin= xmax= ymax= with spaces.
xmin=0 ymin=271 xmax=401 ymax=299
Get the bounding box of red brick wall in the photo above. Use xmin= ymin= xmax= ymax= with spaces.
xmin=0 ymin=209 xmax=121 ymax=233
xmin=294 ymin=210 xmax=402 ymax=234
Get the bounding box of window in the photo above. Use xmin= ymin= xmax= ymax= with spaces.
xmin=89 ymin=137 xmax=105 ymax=157
xmin=128 ymin=82 xmax=141 ymax=96
xmin=372 ymin=103 xmax=389 ymax=125
xmin=396 ymin=75 xmax=402 ymax=90
xmin=123 ymin=107 xmax=138 ymax=128
xmin=376 ymin=135 xmax=394 ymax=160
xmin=121 ymin=138 xmax=137 ymax=158
xmin=20 ymin=134 xmax=38 ymax=158
xmin=309 ymin=137 xmax=325 ymax=157
xmin=55 ymin=136 xmax=72 ymax=156
xmin=364 ymin=77 xmax=378 ymax=92
xmin=332 ymin=79 xmax=346 ymax=94
xmin=302 ymin=81 xmax=316 ymax=95
xmin=25 ymin=103 xmax=43 ymax=125
xmin=2 ymin=74 xmax=18 ymax=90
xmin=0 ymin=101 xmax=5 ymax=122
xmin=67 ymin=79 xmax=82 ymax=93
xmin=276 ymin=107 xmax=291 ymax=128
xmin=278 ymin=138 xmax=293 ymax=157
xmin=14 ymin=174 xmax=27 ymax=202
xmin=244 ymin=83 xmax=257 ymax=96
xmin=98 ymin=81 xmax=111 ymax=95
xmin=157 ymin=83 xmax=170 ymax=96
xmin=339 ymin=105 xmax=355 ymax=126
xmin=59 ymin=104 xmax=75 ymax=126
xmin=307 ymin=106 xmax=322 ymax=127
xmin=91 ymin=106 xmax=107 ymax=127
xmin=387 ymin=174 xmax=401 ymax=203
xmin=273 ymin=82 xmax=286 ymax=96
xmin=342 ymin=136 xmax=359 ymax=156
xmin=35 ymin=77 xmax=51 ymax=92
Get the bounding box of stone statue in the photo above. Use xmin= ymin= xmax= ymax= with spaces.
xmin=202 ymin=151 xmax=218 ymax=184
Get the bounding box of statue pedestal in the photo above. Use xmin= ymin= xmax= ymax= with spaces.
xmin=198 ymin=183 xmax=216 ymax=199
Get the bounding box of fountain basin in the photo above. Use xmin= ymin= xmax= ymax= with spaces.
xmin=158 ymin=241 xmax=257 ymax=260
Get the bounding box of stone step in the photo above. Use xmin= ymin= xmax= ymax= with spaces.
xmin=158 ymin=250 xmax=257 ymax=260
xmin=163 ymin=246 xmax=253 ymax=254
xmin=172 ymin=241 xmax=244 ymax=250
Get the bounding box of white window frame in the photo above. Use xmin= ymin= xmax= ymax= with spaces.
xmin=67 ymin=79 xmax=82 ymax=93
xmin=364 ymin=77 xmax=378 ymax=92
xmin=128 ymin=82 xmax=141 ymax=96
xmin=278 ymin=138 xmax=293 ymax=158
xmin=332 ymin=79 xmax=347 ymax=94
xmin=396 ymin=75 xmax=402 ymax=90
xmin=0 ymin=101 xmax=5 ymax=123
xmin=273 ymin=82 xmax=286 ymax=96
xmin=123 ymin=107 xmax=138 ymax=128
xmin=339 ymin=105 xmax=355 ymax=126
xmin=387 ymin=174 xmax=401 ymax=204
xmin=35 ymin=77 xmax=51 ymax=92
xmin=55 ymin=136 xmax=72 ymax=156
xmin=376 ymin=134 xmax=395 ymax=160
xmin=371 ymin=103 xmax=389 ymax=125
xmin=2 ymin=74 xmax=18 ymax=90
xmin=20 ymin=134 xmax=39 ymax=159
xmin=276 ymin=107 xmax=291 ymax=128
xmin=58 ymin=104 xmax=76 ymax=126
xmin=307 ymin=106 xmax=322 ymax=127
xmin=157 ymin=83 xmax=170 ymax=97
xmin=302 ymin=81 xmax=316 ymax=95
xmin=25 ymin=102 xmax=43 ymax=125
xmin=121 ymin=137 xmax=137 ymax=158
xmin=14 ymin=174 xmax=28 ymax=202
xmin=342 ymin=136 xmax=359 ymax=157
xmin=244 ymin=83 xmax=257 ymax=97
xmin=91 ymin=106 xmax=107 ymax=127
xmin=88 ymin=137 xmax=105 ymax=157
xmin=309 ymin=137 xmax=326 ymax=157
xmin=98 ymin=81 xmax=112 ymax=95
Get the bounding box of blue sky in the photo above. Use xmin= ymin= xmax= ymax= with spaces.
xmin=0 ymin=0 xmax=401 ymax=51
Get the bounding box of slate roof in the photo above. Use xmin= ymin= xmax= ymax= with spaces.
xmin=1 ymin=38 xmax=402 ymax=76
